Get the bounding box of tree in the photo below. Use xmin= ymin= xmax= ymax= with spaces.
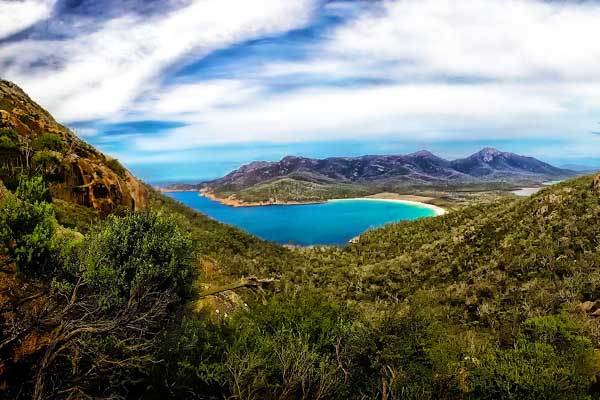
xmin=0 ymin=176 xmax=58 ymax=276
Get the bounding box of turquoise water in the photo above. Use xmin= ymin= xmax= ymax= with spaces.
xmin=166 ymin=192 xmax=437 ymax=246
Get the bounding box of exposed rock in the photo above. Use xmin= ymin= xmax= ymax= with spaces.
xmin=591 ymin=308 xmax=600 ymax=318
xmin=594 ymin=174 xmax=600 ymax=193
xmin=0 ymin=180 xmax=7 ymax=200
xmin=0 ymin=80 xmax=147 ymax=215
xmin=579 ymin=300 xmax=597 ymax=313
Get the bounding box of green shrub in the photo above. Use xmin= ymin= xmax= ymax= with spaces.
xmin=15 ymin=175 xmax=50 ymax=203
xmin=80 ymin=211 xmax=194 ymax=309
xmin=0 ymin=128 xmax=18 ymax=152
xmin=470 ymin=315 xmax=600 ymax=400
xmin=105 ymin=157 xmax=127 ymax=178
xmin=0 ymin=177 xmax=60 ymax=276
xmin=32 ymin=132 xmax=63 ymax=152
xmin=32 ymin=149 xmax=62 ymax=177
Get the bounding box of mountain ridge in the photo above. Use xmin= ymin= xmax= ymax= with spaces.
xmin=201 ymin=148 xmax=575 ymax=192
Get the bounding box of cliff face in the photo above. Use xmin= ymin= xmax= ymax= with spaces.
xmin=0 ymin=80 xmax=147 ymax=215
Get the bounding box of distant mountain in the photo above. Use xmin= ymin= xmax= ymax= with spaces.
xmin=559 ymin=163 xmax=600 ymax=173
xmin=204 ymin=148 xmax=575 ymax=191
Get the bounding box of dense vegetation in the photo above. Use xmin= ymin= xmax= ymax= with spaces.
xmin=210 ymin=175 xmax=519 ymax=206
xmin=3 ymin=172 xmax=600 ymax=399
xmin=214 ymin=177 xmax=373 ymax=203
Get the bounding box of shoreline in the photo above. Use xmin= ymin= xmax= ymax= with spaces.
xmin=199 ymin=188 xmax=446 ymax=215
xmin=329 ymin=197 xmax=446 ymax=216
xmin=200 ymin=188 xmax=325 ymax=207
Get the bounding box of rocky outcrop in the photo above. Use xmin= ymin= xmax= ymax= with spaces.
xmin=0 ymin=80 xmax=147 ymax=215
xmin=594 ymin=174 xmax=600 ymax=193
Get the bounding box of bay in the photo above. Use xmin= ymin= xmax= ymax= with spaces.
xmin=166 ymin=192 xmax=437 ymax=246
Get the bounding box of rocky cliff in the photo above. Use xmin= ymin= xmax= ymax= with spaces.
xmin=0 ymin=80 xmax=147 ymax=215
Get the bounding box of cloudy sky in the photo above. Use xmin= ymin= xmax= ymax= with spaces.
xmin=2 ymin=0 xmax=600 ymax=182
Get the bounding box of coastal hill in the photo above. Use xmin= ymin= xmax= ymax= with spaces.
xmin=194 ymin=148 xmax=575 ymax=204
xmin=0 ymin=80 xmax=147 ymax=215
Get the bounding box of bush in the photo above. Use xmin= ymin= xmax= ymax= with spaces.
xmin=80 ymin=210 xmax=194 ymax=309
xmin=0 ymin=128 xmax=18 ymax=153
xmin=223 ymin=292 xmax=353 ymax=400
xmin=470 ymin=315 xmax=600 ymax=400
xmin=32 ymin=132 xmax=63 ymax=152
xmin=0 ymin=177 xmax=61 ymax=276
xmin=105 ymin=157 xmax=127 ymax=178
xmin=15 ymin=175 xmax=50 ymax=203
xmin=32 ymin=149 xmax=62 ymax=178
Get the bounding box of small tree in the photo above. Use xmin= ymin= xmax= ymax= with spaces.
xmin=0 ymin=176 xmax=58 ymax=276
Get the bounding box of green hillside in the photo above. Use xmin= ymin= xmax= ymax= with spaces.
xmin=4 ymin=171 xmax=600 ymax=399
xmin=2 ymin=82 xmax=600 ymax=400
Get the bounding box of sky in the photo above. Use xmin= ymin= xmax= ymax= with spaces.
xmin=1 ymin=0 xmax=600 ymax=183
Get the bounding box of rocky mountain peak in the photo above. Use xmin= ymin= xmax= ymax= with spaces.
xmin=475 ymin=147 xmax=504 ymax=162
xmin=408 ymin=150 xmax=436 ymax=158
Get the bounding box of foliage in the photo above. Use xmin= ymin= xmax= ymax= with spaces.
xmin=80 ymin=210 xmax=195 ymax=309
xmin=471 ymin=315 xmax=600 ymax=400
xmin=31 ymin=149 xmax=62 ymax=177
xmin=0 ymin=128 xmax=18 ymax=153
xmin=160 ymin=291 xmax=355 ymax=399
xmin=0 ymin=177 xmax=60 ymax=276
xmin=5 ymin=172 xmax=600 ymax=399
xmin=105 ymin=157 xmax=127 ymax=178
xmin=32 ymin=132 xmax=64 ymax=152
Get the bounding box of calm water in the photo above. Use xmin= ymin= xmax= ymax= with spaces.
xmin=166 ymin=192 xmax=437 ymax=246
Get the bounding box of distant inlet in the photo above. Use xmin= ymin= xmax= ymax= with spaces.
xmin=166 ymin=191 xmax=441 ymax=246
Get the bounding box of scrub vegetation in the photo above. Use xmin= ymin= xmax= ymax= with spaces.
xmin=3 ymin=173 xmax=600 ymax=399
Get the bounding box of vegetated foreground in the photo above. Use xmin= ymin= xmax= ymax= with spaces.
xmin=2 ymin=80 xmax=600 ymax=399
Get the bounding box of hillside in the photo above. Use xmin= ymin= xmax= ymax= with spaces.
xmin=198 ymin=149 xmax=575 ymax=203
xmin=2 ymin=81 xmax=600 ymax=399
xmin=0 ymin=80 xmax=147 ymax=215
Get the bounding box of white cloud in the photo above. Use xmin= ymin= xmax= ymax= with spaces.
xmin=307 ymin=0 xmax=600 ymax=81
xmin=133 ymin=81 xmax=600 ymax=151
xmin=0 ymin=0 xmax=55 ymax=39
xmin=127 ymin=0 xmax=600 ymax=154
xmin=133 ymin=80 xmax=262 ymax=116
xmin=0 ymin=0 xmax=317 ymax=121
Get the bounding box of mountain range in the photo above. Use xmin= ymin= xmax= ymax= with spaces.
xmin=200 ymin=148 xmax=575 ymax=192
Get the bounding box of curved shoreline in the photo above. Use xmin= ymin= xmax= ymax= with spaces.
xmin=328 ymin=197 xmax=446 ymax=216
xmin=200 ymin=188 xmax=446 ymax=216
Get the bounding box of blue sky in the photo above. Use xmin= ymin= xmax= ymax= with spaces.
xmin=2 ymin=0 xmax=600 ymax=183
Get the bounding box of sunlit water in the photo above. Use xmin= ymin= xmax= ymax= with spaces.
xmin=166 ymin=192 xmax=437 ymax=246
